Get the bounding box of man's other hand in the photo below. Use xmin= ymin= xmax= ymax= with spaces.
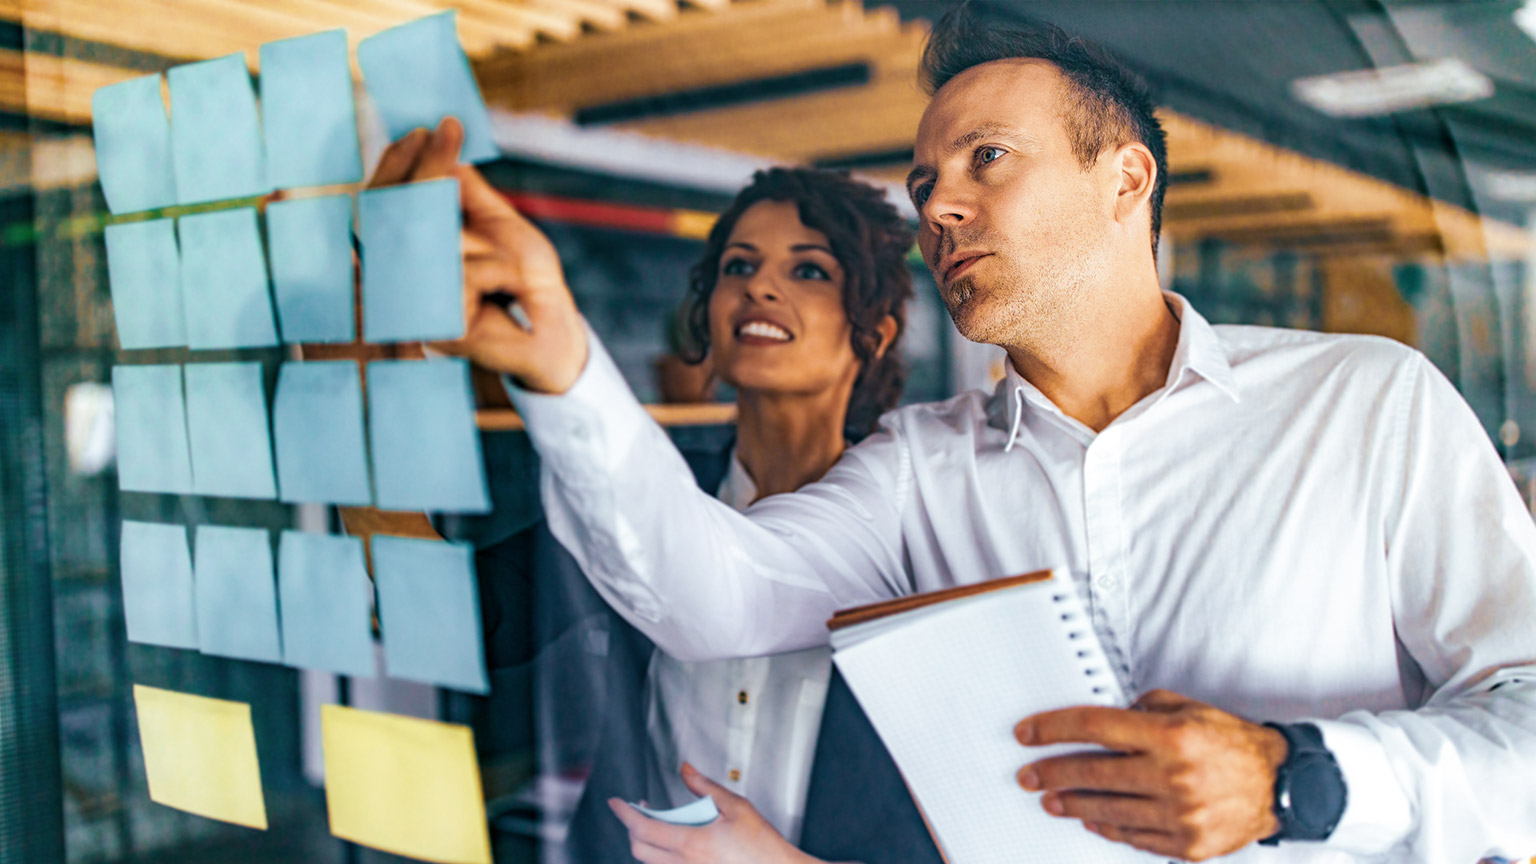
xmin=608 ymin=763 xmax=829 ymax=864
xmin=1015 ymin=689 xmax=1288 ymax=861
xmin=365 ymin=117 xmax=589 ymax=393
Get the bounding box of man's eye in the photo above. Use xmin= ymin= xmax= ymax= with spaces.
xmin=722 ymin=258 xmax=756 ymax=276
xmin=978 ymin=146 xmax=1005 ymax=165
xmin=912 ymin=184 xmax=932 ymax=207
xmin=792 ymin=262 xmax=830 ymax=280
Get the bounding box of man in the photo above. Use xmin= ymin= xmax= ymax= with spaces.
xmin=423 ymin=10 xmax=1536 ymax=861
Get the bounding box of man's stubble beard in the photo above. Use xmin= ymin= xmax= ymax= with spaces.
xmin=941 ymin=251 xmax=1088 ymax=355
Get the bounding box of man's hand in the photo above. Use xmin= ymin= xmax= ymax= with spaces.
xmin=607 ymin=763 xmax=829 ymax=864
xmin=1015 ymin=689 xmax=1288 ymax=861
xmin=365 ymin=118 xmax=589 ymax=393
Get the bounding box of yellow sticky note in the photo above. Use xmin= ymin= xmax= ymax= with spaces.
xmin=321 ymin=704 xmax=491 ymax=864
xmin=132 ymin=684 xmax=268 ymax=830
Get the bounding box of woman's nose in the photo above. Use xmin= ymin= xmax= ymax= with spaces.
xmin=744 ymin=271 xmax=781 ymax=302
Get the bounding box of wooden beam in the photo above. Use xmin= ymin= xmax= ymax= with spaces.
xmin=0 ymin=47 xmax=143 ymax=124
xmin=483 ymin=14 xmax=920 ymax=112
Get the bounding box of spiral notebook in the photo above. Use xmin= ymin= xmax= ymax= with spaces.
xmin=828 ymin=570 xmax=1158 ymax=864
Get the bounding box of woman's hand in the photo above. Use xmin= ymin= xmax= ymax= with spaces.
xmin=608 ymin=763 xmax=828 ymax=864
xmin=365 ymin=117 xmax=589 ymax=393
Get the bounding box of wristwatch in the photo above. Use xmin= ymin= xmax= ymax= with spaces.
xmin=1257 ymin=722 xmax=1347 ymax=845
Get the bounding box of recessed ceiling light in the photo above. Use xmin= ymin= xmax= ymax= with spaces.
xmin=1482 ymin=169 xmax=1536 ymax=202
xmin=1292 ymin=58 xmax=1494 ymax=117
xmin=1516 ymin=1 xmax=1536 ymax=43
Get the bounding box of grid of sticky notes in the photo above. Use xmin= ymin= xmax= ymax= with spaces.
xmin=101 ymin=16 xmax=499 ymax=858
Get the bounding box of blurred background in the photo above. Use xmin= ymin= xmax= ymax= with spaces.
xmin=1 ymin=1 xmax=1534 ymax=862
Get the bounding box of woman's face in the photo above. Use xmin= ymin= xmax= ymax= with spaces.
xmin=706 ymin=200 xmax=861 ymax=398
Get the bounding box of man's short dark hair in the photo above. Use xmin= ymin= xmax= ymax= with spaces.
xmin=919 ymin=6 xmax=1168 ymax=258
xmin=680 ymin=167 xmax=914 ymax=442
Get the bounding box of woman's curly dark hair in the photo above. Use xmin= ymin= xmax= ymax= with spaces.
xmin=679 ymin=167 xmax=915 ymax=442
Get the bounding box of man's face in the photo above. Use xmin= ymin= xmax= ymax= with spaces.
xmin=908 ymin=59 xmax=1116 ymax=348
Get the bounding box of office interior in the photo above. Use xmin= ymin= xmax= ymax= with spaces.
xmin=0 ymin=1 xmax=1534 ymax=862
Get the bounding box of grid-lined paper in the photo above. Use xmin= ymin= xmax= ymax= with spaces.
xmin=831 ymin=573 xmax=1159 ymax=863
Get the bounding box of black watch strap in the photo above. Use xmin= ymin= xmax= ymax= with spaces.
xmin=1258 ymin=722 xmax=1347 ymax=846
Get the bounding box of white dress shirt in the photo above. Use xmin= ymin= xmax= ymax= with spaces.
xmin=509 ymin=293 xmax=1536 ymax=862
xmin=644 ymin=450 xmax=831 ymax=845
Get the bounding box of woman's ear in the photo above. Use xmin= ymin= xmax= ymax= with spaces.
xmin=873 ymin=314 xmax=899 ymax=360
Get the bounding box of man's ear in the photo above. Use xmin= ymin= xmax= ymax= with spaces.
xmin=1113 ymin=141 xmax=1157 ymax=224
xmin=873 ymin=314 xmax=899 ymax=360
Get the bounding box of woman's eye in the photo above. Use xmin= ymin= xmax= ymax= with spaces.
xmin=977 ymin=146 xmax=1005 ymax=165
xmin=792 ymin=262 xmax=830 ymax=280
xmin=721 ymin=258 xmax=756 ymax=277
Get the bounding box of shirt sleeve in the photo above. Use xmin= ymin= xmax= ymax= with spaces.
xmin=1312 ymin=351 xmax=1536 ymax=860
xmin=503 ymin=324 xmax=910 ymax=662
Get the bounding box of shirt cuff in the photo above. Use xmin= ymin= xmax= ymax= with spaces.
xmin=1309 ymin=716 xmax=1414 ymax=856
xmin=501 ymin=319 xmax=652 ymax=483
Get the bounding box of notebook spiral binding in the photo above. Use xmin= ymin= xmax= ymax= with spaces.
xmin=1051 ymin=591 xmax=1114 ymax=700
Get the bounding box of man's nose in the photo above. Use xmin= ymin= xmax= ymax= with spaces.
xmin=922 ymin=180 xmax=976 ymax=233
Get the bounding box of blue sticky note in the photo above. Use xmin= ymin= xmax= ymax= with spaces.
xmin=277 ymin=531 xmax=375 ymax=678
xmin=178 ymin=208 xmax=279 ymax=350
xmin=358 ymin=179 xmax=464 ymax=343
xmin=259 ymin=30 xmax=363 ymax=189
xmin=373 ymin=536 xmax=488 ymax=694
xmin=105 ymin=218 xmax=185 ymax=349
xmin=120 ymin=520 xmax=198 ymax=649
xmin=367 ymin=359 xmax=489 ymax=513
xmin=168 ymin=54 xmax=269 ymax=205
xmin=356 ymin=12 xmax=498 ymax=164
xmin=92 ymin=74 xmax=177 ymax=215
xmin=112 ymin=364 xmax=193 ymax=494
xmin=272 ymin=361 xmax=371 ymax=505
xmin=267 ymin=194 xmax=355 ymax=343
xmin=193 ymin=526 xmax=282 ymax=663
xmin=184 ymin=362 xmax=277 ymax=499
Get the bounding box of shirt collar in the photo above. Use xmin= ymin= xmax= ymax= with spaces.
xmin=986 ymin=292 xmax=1240 ymax=438
xmin=716 ymin=444 xmax=759 ymax=512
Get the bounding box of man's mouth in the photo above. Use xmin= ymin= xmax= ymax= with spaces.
xmin=944 ymin=254 xmax=990 ymax=284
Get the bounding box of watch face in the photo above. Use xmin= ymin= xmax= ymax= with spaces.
xmin=1289 ymin=752 xmax=1347 ymax=834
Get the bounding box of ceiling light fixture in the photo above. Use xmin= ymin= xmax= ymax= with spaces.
xmin=1482 ymin=169 xmax=1536 ymax=202
xmin=1516 ymin=1 xmax=1536 ymax=43
xmin=1292 ymin=58 xmax=1494 ymax=117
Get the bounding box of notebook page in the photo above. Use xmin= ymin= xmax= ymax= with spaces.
xmin=831 ymin=576 xmax=1158 ymax=864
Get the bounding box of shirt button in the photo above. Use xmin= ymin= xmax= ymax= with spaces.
xmin=737 ymin=691 xmax=749 ymax=705
xmin=728 ymin=769 xmax=741 ymax=782
xmin=1096 ymin=573 xmax=1118 ymax=590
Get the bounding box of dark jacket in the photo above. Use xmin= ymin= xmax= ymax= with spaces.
xmin=477 ymin=437 xmax=942 ymax=863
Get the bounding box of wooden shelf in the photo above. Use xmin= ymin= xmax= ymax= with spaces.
xmin=476 ymin=402 xmax=737 ymax=431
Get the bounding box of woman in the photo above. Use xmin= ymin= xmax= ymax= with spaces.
xmin=471 ymin=163 xmax=915 ymax=861
xmin=630 ymin=166 xmax=911 ymax=846
xmin=365 ymin=123 xmax=921 ymax=861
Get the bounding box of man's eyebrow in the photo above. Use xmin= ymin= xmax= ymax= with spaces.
xmin=951 ymin=123 xmax=1032 ymax=151
xmin=905 ymin=165 xmax=935 ymax=196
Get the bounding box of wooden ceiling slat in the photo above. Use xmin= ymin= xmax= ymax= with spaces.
xmin=1 ymin=47 xmax=143 ymax=124
xmin=476 ymin=0 xmax=820 ymax=70
xmin=527 ymin=0 xmax=629 ymax=32
xmin=615 ymin=65 xmax=926 ymax=161
xmin=2 ymin=0 xmax=264 ymax=62
xmin=433 ymin=0 xmax=583 ymax=43
xmin=3 ymin=0 xmax=525 ymax=63
xmin=484 ymin=14 xmax=920 ymax=112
